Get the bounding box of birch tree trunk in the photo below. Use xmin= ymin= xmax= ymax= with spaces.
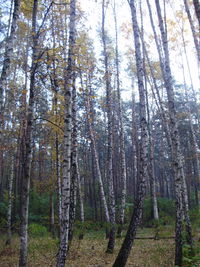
xmin=0 ymin=0 xmax=21 ymax=111
xmin=113 ymin=1 xmax=127 ymax=236
xmin=113 ymin=0 xmax=149 ymax=265
xmin=154 ymin=0 xmax=193 ymax=265
xmin=193 ymin=0 xmax=200 ymax=27
xmin=102 ymin=0 xmax=116 ymax=253
xmin=19 ymin=1 xmax=38 ymax=266
xmin=56 ymin=0 xmax=76 ymax=265
xmin=131 ymin=88 xmax=139 ymax=198
xmin=68 ymin=74 xmax=78 ymax=242
xmin=82 ymin=74 xmax=110 ymax=223
xmin=149 ymin=137 xmax=159 ymax=220
xmin=183 ymin=0 xmax=200 ymax=62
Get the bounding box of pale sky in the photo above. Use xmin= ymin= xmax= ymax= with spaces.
xmin=79 ymin=0 xmax=199 ymax=102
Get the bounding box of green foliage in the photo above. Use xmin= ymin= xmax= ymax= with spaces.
xmin=142 ymin=197 xmax=175 ymax=227
xmin=183 ymin=244 xmax=200 ymax=267
xmin=0 ymin=198 xmax=8 ymax=230
xmin=29 ymin=190 xmax=55 ymax=226
xmin=28 ymin=223 xmax=48 ymax=238
xmin=0 ymin=201 xmax=7 ymax=216
xmin=189 ymin=207 xmax=200 ymax=226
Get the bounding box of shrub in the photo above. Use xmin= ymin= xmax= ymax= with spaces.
xmin=182 ymin=244 xmax=200 ymax=267
xmin=28 ymin=223 xmax=48 ymax=238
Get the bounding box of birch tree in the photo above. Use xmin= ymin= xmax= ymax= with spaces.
xmin=154 ymin=0 xmax=193 ymax=265
xmin=102 ymin=0 xmax=116 ymax=253
xmin=56 ymin=0 xmax=76 ymax=265
xmin=0 ymin=0 xmax=21 ymax=112
xmin=193 ymin=0 xmax=200 ymax=27
xmin=19 ymin=0 xmax=39 ymax=266
xmin=113 ymin=0 xmax=127 ymax=236
xmin=113 ymin=0 xmax=149 ymax=265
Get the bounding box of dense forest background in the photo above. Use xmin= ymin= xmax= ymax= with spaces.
xmin=0 ymin=0 xmax=200 ymax=266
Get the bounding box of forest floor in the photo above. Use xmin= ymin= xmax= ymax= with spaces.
xmin=0 ymin=226 xmax=199 ymax=267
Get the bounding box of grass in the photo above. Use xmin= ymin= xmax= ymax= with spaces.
xmin=0 ymin=226 xmax=198 ymax=267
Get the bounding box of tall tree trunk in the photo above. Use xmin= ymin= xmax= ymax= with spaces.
xmin=19 ymin=1 xmax=38 ymax=266
xmin=154 ymin=0 xmax=193 ymax=265
xmin=131 ymin=88 xmax=138 ymax=198
xmin=68 ymin=74 xmax=78 ymax=242
xmin=113 ymin=0 xmax=149 ymax=265
xmin=0 ymin=0 xmax=21 ymax=111
xmin=149 ymin=137 xmax=159 ymax=220
xmin=56 ymin=0 xmax=76 ymax=265
xmin=183 ymin=0 xmax=200 ymax=62
xmin=82 ymin=74 xmax=110 ymax=223
xmin=102 ymin=0 xmax=116 ymax=253
xmin=77 ymin=172 xmax=84 ymax=223
xmin=0 ymin=0 xmax=21 ymax=202
xmin=113 ymin=1 xmax=127 ymax=236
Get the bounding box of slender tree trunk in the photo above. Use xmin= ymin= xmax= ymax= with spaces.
xmin=19 ymin=1 xmax=38 ymax=266
xmin=113 ymin=0 xmax=149 ymax=265
xmin=131 ymin=88 xmax=138 ymax=199
xmin=56 ymin=0 xmax=76 ymax=265
xmin=77 ymin=173 xmax=84 ymax=223
xmin=0 ymin=0 xmax=21 ymax=111
xmin=68 ymin=74 xmax=78 ymax=242
xmin=102 ymin=0 xmax=116 ymax=253
xmin=183 ymin=0 xmax=200 ymax=62
xmin=82 ymin=75 xmax=110 ymax=223
xmin=113 ymin=1 xmax=127 ymax=236
xmin=149 ymin=137 xmax=159 ymax=220
xmin=154 ymin=0 xmax=193 ymax=265
xmin=0 ymin=0 xmax=21 ymax=202
xmin=193 ymin=0 xmax=200 ymax=27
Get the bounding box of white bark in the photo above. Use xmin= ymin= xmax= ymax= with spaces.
xmin=102 ymin=0 xmax=116 ymax=253
xmin=183 ymin=0 xmax=200 ymax=62
xmin=113 ymin=1 xmax=149 ymax=265
xmin=19 ymin=1 xmax=38 ymax=266
xmin=56 ymin=0 xmax=76 ymax=265
xmin=113 ymin=0 xmax=127 ymax=227
xmin=154 ymin=0 xmax=193 ymax=264
xmin=0 ymin=0 xmax=21 ymax=111
xmin=84 ymin=87 xmax=110 ymax=223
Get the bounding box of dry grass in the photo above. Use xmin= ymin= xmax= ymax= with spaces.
xmin=0 ymin=228 xmax=183 ymax=267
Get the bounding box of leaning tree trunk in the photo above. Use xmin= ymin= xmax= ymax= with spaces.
xmin=183 ymin=0 xmax=200 ymax=62
xmin=102 ymin=0 xmax=116 ymax=253
xmin=56 ymin=0 xmax=76 ymax=266
xmin=19 ymin=1 xmax=38 ymax=266
xmin=154 ymin=0 xmax=193 ymax=265
xmin=193 ymin=0 xmax=200 ymax=27
xmin=113 ymin=0 xmax=149 ymax=265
